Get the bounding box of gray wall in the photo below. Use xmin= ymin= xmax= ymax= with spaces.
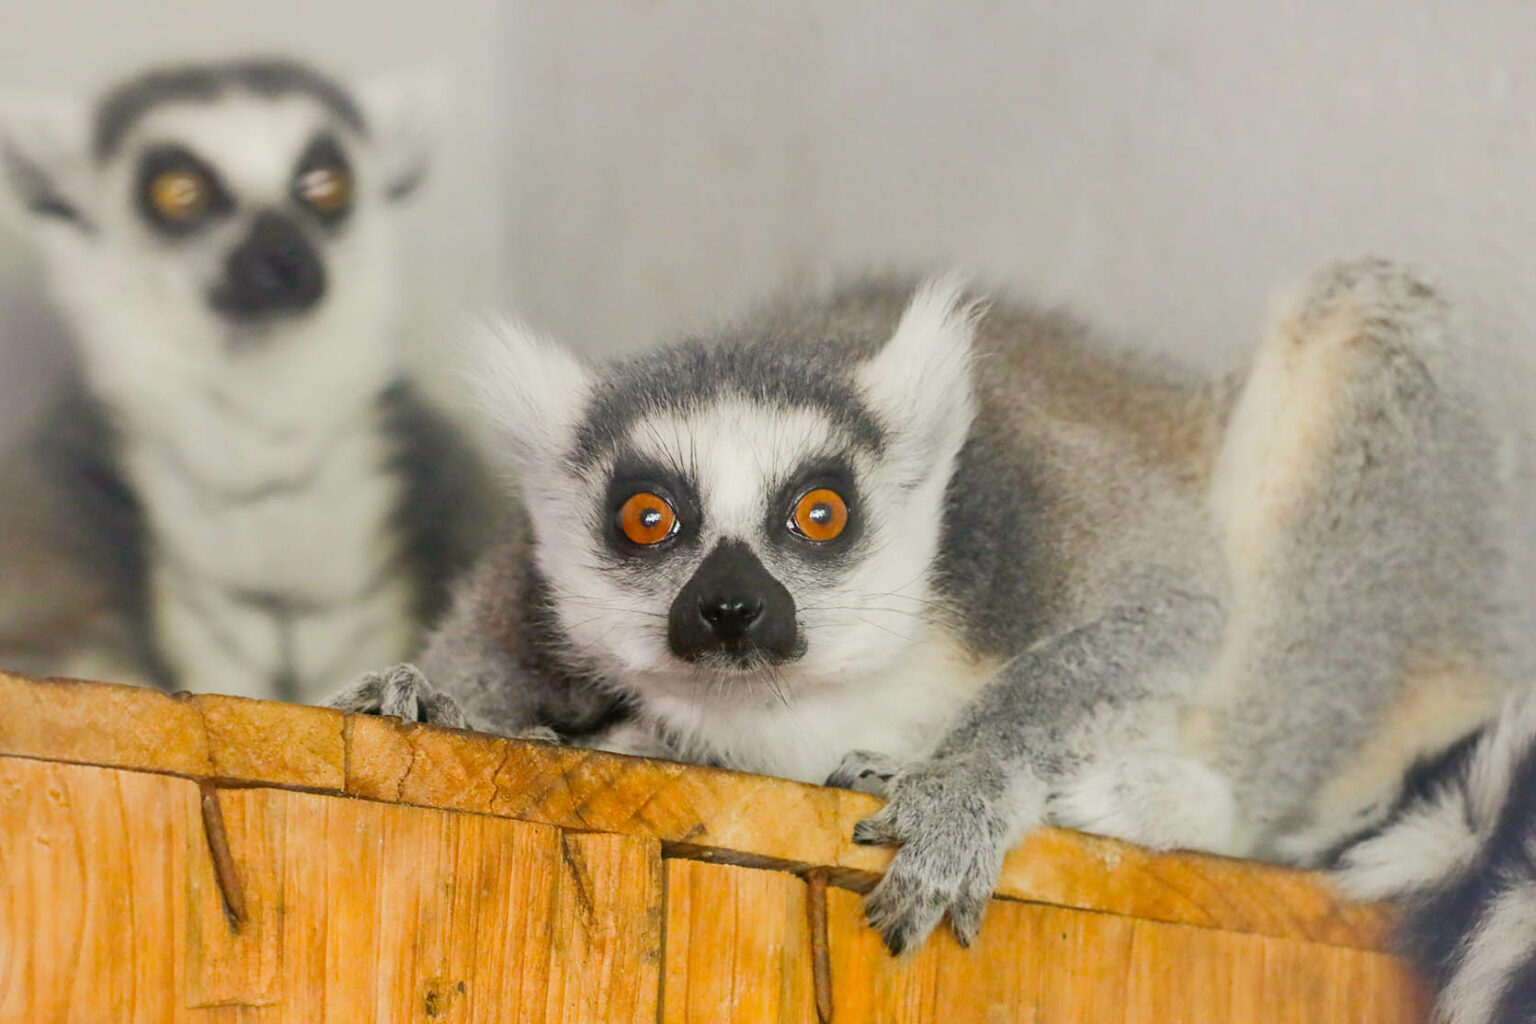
xmin=3 ymin=1 xmax=1535 ymax=440
xmin=0 ymin=0 xmax=513 ymax=442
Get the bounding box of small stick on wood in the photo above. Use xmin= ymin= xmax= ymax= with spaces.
xmin=198 ymin=782 xmax=246 ymax=929
xmin=806 ymin=868 xmax=833 ymax=1023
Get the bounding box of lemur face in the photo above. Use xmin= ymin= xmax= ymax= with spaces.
xmin=472 ymin=280 xmax=980 ymax=705
xmin=120 ymin=96 xmax=357 ymax=323
xmin=1 ymin=59 xmax=436 ymax=417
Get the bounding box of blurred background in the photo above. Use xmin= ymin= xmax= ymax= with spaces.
xmin=3 ymin=0 xmax=1535 ymax=433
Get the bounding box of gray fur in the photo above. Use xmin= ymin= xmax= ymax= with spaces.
xmin=337 ymin=258 xmax=1531 ymax=990
xmin=93 ymin=58 xmax=367 ymax=161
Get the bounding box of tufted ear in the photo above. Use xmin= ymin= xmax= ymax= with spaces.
xmin=0 ymin=93 xmax=95 ymax=232
xmin=462 ymin=317 xmax=594 ymax=477
xmin=857 ymin=276 xmax=984 ymax=484
xmin=356 ymin=68 xmax=449 ymax=204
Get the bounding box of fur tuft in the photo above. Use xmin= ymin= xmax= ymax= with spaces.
xmin=462 ymin=317 xmax=592 ymax=475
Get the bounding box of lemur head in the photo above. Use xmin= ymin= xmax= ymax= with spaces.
xmin=0 ymin=58 xmax=438 ymax=421
xmin=472 ymin=279 xmax=981 ymax=705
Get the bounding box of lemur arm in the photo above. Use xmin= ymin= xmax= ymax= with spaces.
xmin=845 ymin=590 xmax=1221 ymax=955
xmin=326 ymin=539 xmax=626 ymax=740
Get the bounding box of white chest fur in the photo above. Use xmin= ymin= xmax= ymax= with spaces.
xmin=124 ymin=391 xmax=413 ymax=701
xmin=633 ymin=625 xmax=1002 ymax=784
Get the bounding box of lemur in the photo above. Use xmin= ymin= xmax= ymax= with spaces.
xmin=0 ymin=58 xmax=492 ymax=702
xmin=330 ymin=260 xmax=1536 ymax=1023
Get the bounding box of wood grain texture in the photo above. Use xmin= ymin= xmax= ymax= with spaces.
xmin=663 ymin=860 xmax=815 ymax=1024
xmin=0 ymin=756 xmax=663 ymax=1022
xmin=0 ymin=671 xmax=1391 ymax=949
xmin=825 ymin=887 xmax=1428 ymax=1024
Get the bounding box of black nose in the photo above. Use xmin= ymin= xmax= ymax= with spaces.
xmin=668 ymin=539 xmax=801 ymax=665
xmin=698 ymin=594 xmax=764 ymax=641
xmin=210 ymin=212 xmax=326 ymax=319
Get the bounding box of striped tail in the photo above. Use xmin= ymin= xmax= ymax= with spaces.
xmin=1334 ymin=688 xmax=1536 ymax=1024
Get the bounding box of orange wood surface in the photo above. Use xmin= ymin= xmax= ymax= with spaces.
xmin=0 ymin=672 xmax=1390 ymax=950
xmin=663 ymin=860 xmax=816 ymax=1024
xmin=0 ymin=672 xmax=1427 ymax=1022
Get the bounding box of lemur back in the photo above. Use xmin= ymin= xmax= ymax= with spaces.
xmin=333 ymin=260 xmax=1533 ymax=1021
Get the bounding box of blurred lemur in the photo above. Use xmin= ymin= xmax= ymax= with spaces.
xmin=332 ymin=260 xmax=1536 ymax=1023
xmin=0 ymin=59 xmax=490 ymax=702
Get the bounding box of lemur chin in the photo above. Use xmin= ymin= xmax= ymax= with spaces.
xmin=0 ymin=58 xmax=491 ymax=702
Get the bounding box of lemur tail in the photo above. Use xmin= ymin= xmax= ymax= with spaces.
xmin=1333 ymin=688 xmax=1536 ymax=1024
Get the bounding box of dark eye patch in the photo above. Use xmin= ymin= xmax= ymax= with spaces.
xmin=290 ymin=134 xmax=354 ymax=226
xmin=135 ymin=144 xmax=234 ymax=236
xmin=601 ymin=454 xmax=703 ymax=561
xmin=765 ymin=458 xmax=863 ymax=563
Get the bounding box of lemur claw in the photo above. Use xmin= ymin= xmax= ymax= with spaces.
xmin=826 ymin=749 xmax=904 ymax=796
xmin=323 ymin=662 xmax=469 ymax=729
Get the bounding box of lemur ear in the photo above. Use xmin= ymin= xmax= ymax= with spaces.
xmin=0 ymin=94 xmax=94 ymax=231
xmin=356 ymin=69 xmax=448 ymax=203
xmin=857 ymin=276 xmax=983 ymax=480
xmin=464 ymin=317 xmax=593 ymax=474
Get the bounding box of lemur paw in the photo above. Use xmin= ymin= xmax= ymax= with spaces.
xmin=513 ymin=725 xmax=563 ymax=744
xmin=851 ymin=755 xmax=1018 ymax=955
xmin=826 ymin=749 xmax=904 ymax=796
xmin=323 ymin=663 xmax=469 ymax=729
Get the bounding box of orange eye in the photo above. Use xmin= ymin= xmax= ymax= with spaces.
xmin=149 ymin=170 xmax=210 ymax=222
xmin=790 ymin=488 xmax=849 ymax=543
xmin=297 ymin=165 xmax=353 ymax=215
xmin=619 ymin=492 xmax=678 ymax=546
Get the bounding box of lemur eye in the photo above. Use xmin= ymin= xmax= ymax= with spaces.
xmin=790 ymin=488 xmax=849 ymax=543
xmin=619 ymin=492 xmax=679 ymax=546
xmin=149 ymin=170 xmax=210 ymax=222
xmin=297 ymin=165 xmax=353 ymax=216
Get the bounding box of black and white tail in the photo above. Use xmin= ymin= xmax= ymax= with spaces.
xmin=1335 ymin=688 xmax=1536 ymax=1024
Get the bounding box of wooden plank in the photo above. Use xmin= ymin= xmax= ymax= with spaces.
xmin=825 ymin=885 xmax=1135 ymax=1023
xmin=1122 ymin=913 xmax=1430 ymax=1023
xmin=0 ymin=756 xmax=188 ymax=1024
xmin=344 ymin=712 xmax=1390 ymax=950
xmin=662 ymin=860 xmax=815 ymax=1024
xmin=545 ymin=832 xmax=663 ymax=1022
xmin=826 ymin=887 xmax=1428 ymax=1024
xmin=0 ymin=672 xmax=1392 ymax=950
xmin=0 ymin=756 xmax=666 ymax=1022
xmin=0 ymin=670 xmax=213 ymax=776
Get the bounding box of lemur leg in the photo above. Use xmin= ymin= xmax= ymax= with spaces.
xmin=1195 ymin=258 xmax=1505 ymax=860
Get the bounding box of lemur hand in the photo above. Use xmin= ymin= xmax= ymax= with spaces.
xmin=324 ymin=662 xmax=469 ymax=728
xmin=850 ymin=752 xmax=1020 ymax=955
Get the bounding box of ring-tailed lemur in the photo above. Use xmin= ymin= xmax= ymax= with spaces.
xmin=330 ymin=260 xmax=1535 ymax=1022
xmin=0 ymin=58 xmax=492 ymax=702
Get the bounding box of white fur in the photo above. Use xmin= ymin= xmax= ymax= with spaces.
xmin=464 ymin=317 xmax=592 ymax=475
xmin=1333 ymin=800 xmax=1481 ymax=901
xmin=1047 ymin=752 xmax=1240 ymax=854
xmin=857 ymin=275 xmax=981 ymax=484
xmin=1440 ymin=882 xmax=1536 ymax=1024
